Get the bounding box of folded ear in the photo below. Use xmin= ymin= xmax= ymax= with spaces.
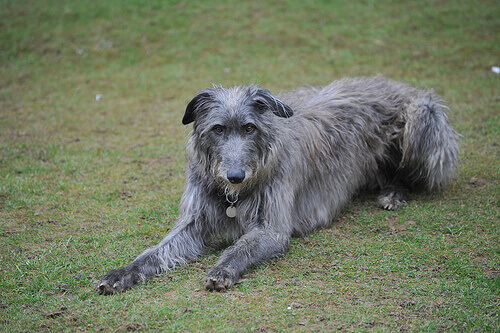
xmin=182 ymin=92 xmax=212 ymax=125
xmin=252 ymin=89 xmax=294 ymax=118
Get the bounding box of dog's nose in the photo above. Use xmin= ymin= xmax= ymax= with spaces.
xmin=227 ymin=169 xmax=245 ymax=184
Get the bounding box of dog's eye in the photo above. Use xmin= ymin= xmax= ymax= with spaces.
xmin=213 ymin=125 xmax=224 ymax=135
xmin=245 ymin=124 xmax=255 ymax=134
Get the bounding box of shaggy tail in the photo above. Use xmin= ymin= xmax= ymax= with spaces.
xmin=400 ymin=95 xmax=460 ymax=191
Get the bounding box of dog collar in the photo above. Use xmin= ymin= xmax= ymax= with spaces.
xmin=225 ymin=193 xmax=238 ymax=218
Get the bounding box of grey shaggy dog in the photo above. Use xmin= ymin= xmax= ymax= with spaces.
xmin=98 ymin=76 xmax=460 ymax=294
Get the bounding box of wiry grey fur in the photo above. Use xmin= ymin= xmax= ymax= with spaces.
xmin=98 ymin=76 xmax=460 ymax=294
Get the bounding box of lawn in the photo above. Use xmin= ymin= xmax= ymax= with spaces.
xmin=0 ymin=0 xmax=498 ymax=331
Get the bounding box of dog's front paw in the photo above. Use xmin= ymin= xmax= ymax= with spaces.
xmin=204 ymin=267 xmax=238 ymax=291
xmin=97 ymin=267 xmax=144 ymax=295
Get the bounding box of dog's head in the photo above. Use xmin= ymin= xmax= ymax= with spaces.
xmin=183 ymin=85 xmax=293 ymax=192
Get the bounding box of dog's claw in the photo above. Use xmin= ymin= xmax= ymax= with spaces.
xmin=379 ymin=187 xmax=409 ymax=211
xmin=96 ymin=280 xmax=121 ymax=295
xmin=204 ymin=278 xmax=225 ymax=291
xmin=204 ymin=267 xmax=237 ymax=291
xmin=97 ymin=267 xmax=142 ymax=295
xmin=97 ymin=282 xmax=112 ymax=295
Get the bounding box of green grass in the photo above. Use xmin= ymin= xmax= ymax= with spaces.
xmin=1 ymin=0 xmax=498 ymax=331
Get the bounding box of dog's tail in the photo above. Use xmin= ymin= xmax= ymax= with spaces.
xmin=400 ymin=94 xmax=460 ymax=191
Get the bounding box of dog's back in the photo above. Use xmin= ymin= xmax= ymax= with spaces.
xmin=274 ymin=77 xmax=460 ymax=231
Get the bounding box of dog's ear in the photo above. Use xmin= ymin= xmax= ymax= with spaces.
xmin=253 ymin=89 xmax=294 ymax=118
xmin=182 ymin=92 xmax=212 ymax=125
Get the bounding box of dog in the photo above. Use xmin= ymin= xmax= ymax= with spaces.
xmin=98 ymin=76 xmax=460 ymax=293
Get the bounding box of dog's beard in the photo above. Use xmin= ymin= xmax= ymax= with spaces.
xmin=216 ymin=175 xmax=246 ymax=198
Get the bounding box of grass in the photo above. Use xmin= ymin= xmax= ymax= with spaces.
xmin=1 ymin=0 xmax=499 ymax=331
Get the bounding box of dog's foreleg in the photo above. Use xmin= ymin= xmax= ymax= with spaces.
xmin=98 ymin=222 xmax=207 ymax=294
xmin=204 ymin=228 xmax=290 ymax=291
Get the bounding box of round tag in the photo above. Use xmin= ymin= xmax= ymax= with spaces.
xmin=226 ymin=206 xmax=237 ymax=218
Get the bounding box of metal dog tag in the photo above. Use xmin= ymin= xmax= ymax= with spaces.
xmin=226 ymin=205 xmax=237 ymax=218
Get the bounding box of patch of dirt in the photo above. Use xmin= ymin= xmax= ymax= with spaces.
xmin=371 ymin=218 xmax=418 ymax=235
xmin=115 ymin=323 xmax=147 ymax=332
xmin=43 ymin=307 xmax=67 ymax=318
xmin=397 ymin=300 xmax=416 ymax=308
xmin=485 ymin=268 xmax=500 ymax=279
xmin=34 ymin=219 xmax=58 ymax=226
xmin=0 ymin=228 xmax=23 ymax=237
xmin=467 ymin=177 xmax=487 ymax=187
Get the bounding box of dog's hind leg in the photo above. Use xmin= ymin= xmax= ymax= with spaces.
xmin=379 ymin=94 xmax=459 ymax=209
xmin=204 ymin=228 xmax=290 ymax=291
xmin=98 ymin=222 xmax=207 ymax=295
xmin=376 ymin=146 xmax=410 ymax=210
